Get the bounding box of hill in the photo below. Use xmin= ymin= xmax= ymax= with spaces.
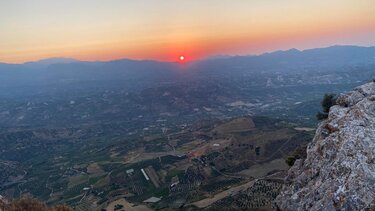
xmin=276 ymin=81 xmax=375 ymax=210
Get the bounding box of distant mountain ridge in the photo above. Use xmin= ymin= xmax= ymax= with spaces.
xmin=263 ymin=45 xmax=375 ymax=63
xmin=24 ymin=57 xmax=79 ymax=65
xmin=1 ymin=45 xmax=374 ymax=66
xmin=0 ymin=45 xmax=374 ymax=92
xmin=195 ymin=45 xmax=375 ymax=70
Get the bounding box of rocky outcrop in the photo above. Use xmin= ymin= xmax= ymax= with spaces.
xmin=275 ymin=81 xmax=375 ymax=210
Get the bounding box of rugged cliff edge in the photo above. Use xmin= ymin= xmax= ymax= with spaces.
xmin=275 ymin=81 xmax=375 ymax=210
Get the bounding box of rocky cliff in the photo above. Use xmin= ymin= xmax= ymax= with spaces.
xmin=275 ymin=81 xmax=375 ymax=210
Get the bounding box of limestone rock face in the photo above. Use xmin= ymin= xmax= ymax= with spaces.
xmin=275 ymin=82 xmax=375 ymax=211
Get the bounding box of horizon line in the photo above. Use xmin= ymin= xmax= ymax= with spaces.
xmin=1 ymin=44 xmax=375 ymax=65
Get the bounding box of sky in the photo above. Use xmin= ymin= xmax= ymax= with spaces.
xmin=1 ymin=0 xmax=375 ymax=63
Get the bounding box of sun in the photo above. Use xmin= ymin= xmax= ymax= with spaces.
xmin=179 ymin=56 xmax=185 ymax=61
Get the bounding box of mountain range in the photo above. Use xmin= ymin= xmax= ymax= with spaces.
xmin=0 ymin=45 xmax=374 ymax=89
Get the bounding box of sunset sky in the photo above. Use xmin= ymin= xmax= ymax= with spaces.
xmin=1 ymin=0 xmax=375 ymax=63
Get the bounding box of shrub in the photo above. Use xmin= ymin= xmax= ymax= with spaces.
xmin=285 ymin=144 xmax=308 ymax=167
xmin=316 ymin=112 xmax=328 ymax=120
xmin=4 ymin=196 xmax=71 ymax=211
xmin=285 ymin=156 xmax=297 ymax=166
xmin=321 ymin=94 xmax=336 ymax=113
xmin=316 ymin=93 xmax=336 ymax=120
xmin=51 ymin=205 xmax=71 ymax=211
xmin=8 ymin=197 xmax=48 ymax=211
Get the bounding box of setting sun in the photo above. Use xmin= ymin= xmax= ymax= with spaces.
xmin=0 ymin=1 xmax=374 ymax=210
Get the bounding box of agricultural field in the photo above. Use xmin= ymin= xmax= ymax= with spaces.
xmin=0 ymin=115 xmax=313 ymax=210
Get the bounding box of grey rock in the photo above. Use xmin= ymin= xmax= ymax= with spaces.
xmin=275 ymin=81 xmax=375 ymax=211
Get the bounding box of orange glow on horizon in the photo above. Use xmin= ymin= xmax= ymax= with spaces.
xmin=0 ymin=0 xmax=375 ymax=63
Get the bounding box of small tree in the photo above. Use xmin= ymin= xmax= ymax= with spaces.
xmin=321 ymin=94 xmax=336 ymax=113
xmin=316 ymin=93 xmax=336 ymax=120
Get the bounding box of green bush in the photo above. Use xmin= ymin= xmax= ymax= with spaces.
xmin=321 ymin=94 xmax=336 ymax=113
xmin=316 ymin=93 xmax=336 ymax=120
xmin=316 ymin=112 xmax=328 ymax=120
xmin=285 ymin=156 xmax=296 ymax=166
xmin=285 ymin=144 xmax=308 ymax=167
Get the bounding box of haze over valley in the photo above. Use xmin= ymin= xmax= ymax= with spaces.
xmin=0 ymin=45 xmax=374 ymax=210
xmin=1 ymin=1 xmax=375 ymax=210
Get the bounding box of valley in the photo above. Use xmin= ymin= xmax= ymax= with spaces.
xmin=0 ymin=114 xmax=313 ymax=210
xmin=0 ymin=46 xmax=374 ymax=210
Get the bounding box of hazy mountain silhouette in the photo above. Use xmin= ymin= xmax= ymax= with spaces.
xmin=0 ymin=45 xmax=374 ymax=90
xmin=192 ymin=45 xmax=375 ymax=73
xmin=24 ymin=57 xmax=79 ymax=66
